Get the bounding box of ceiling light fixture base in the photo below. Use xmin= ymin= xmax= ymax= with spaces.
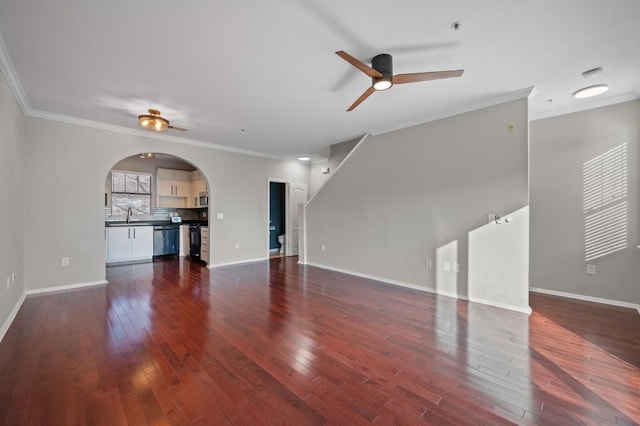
xmin=573 ymin=84 xmax=609 ymax=99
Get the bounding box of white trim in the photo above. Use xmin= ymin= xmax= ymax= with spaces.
xmin=0 ymin=33 xmax=30 ymax=112
xmin=468 ymin=296 xmax=532 ymax=315
xmin=306 ymin=262 xmax=534 ymax=314
xmin=530 ymin=287 xmax=640 ymax=314
xmin=25 ymin=280 xmax=108 ymax=295
xmin=25 ymin=109 xmax=282 ymax=160
xmin=208 ymin=257 xmax=269 ymax=268
xmin=0 ymin=292 xmax=27 ymax=343
xmin=529 ymin=93 xmax=640 ymax=121
xmin=305 ymin=261 xmax=464 ymax=299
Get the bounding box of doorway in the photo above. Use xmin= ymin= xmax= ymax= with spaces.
xmin=269 ymin=182 xmax=286 ymax=258
xmin=267 ymin=180 xmax=308 ymax=259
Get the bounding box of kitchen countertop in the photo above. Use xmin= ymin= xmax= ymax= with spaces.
xmin=105 ymin=220 xmax=208 ymax=227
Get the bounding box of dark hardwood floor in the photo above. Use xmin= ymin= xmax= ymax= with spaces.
xmin=1 ymin=256 xmax=639 ymax=425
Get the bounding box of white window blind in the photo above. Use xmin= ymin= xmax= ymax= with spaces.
xmin=582 ymin=143 xmax=628 ymax=262
xmin=111 ymin=171 xmax=152 ymax=218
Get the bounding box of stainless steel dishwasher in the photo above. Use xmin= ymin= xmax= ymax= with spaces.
xmin=153 ymin=224 xmax=180 ymax=257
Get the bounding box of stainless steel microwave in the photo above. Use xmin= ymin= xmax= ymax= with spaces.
xmin=199 ymin=191 xmax=208 ymax=207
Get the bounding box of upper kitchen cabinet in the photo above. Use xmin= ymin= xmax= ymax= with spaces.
xmin=189 ymin=170 xmax=208 ymax=208
xmin=157 ymin=168 xmax=190 ymax=207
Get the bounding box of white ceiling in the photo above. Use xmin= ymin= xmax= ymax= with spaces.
xmin=1 ymin=0 xmax=639 ymax=160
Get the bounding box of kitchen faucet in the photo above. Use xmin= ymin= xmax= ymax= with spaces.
xmin=126 ymin=207 xmax=133 ymax=223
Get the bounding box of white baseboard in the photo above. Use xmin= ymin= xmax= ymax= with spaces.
xmin=25 ymin=280 xmax=108 ymax=295
xmin=306 ymin=262 xmax=534 ymax=314
xmin=1 ymin=280 xmax=109 ymax=343
xmin=305 ymin=261 xmax=474 ymax=300
xmin=468 ymin=296 xmax=532 ymax=315
xmin=0 ymin=292 xmax=27 ymax=343
xmin=530 ymin=287 xmax=640 ymax=314
xmin=209 ymin=257 xmax=268 ymax=269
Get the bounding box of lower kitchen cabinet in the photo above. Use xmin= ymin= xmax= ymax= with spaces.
xmin=106 ymin=226 xmax=154 ymax=263
xmin=179 ymin=224 xmax=190 ymax=256
xmin=201 ymin=226 xmax=209 ymax=263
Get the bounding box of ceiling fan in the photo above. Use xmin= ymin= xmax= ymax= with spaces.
xmin=336 ymin=51 xmax=464 ymax=111
xmin=138 ymin=109 xmax=187 ymax=132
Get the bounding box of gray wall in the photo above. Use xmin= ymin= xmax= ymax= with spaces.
xmin=305 ymin=98 xmax=529 ymax=310
xmin=0 ymin=71 xmax=26 ymax=339
xmin=23 ymin=116 xmax=309 ymax=291
xmin=530 ymin=100 xmax=640 ymax=304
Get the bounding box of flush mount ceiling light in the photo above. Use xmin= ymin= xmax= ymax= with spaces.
xmin=138 ymin=109 xmax=187 ymax=132
xmin=139 ymin=152 xmax=156 ymax=159
xmin=298 ymin=156 xmax=311 ymax=161
xmin=139 ymin=109 xmax=169 ymax=131
xmin=573 ymin=84 xmax=609 ymax=99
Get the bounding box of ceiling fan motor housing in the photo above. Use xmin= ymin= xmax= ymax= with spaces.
xmin=372 ymin=53 xmax=393 ymax=90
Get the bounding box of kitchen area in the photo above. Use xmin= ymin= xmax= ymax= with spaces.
xmin=104 ymin=153 xmax=210 ymax=266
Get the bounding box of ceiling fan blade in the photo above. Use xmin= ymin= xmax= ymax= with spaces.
xmin=347 ymin=86 xmax=376 ymax=111
xmin=168 ymin=125 xmax=188 ymax=131
xmin=336 ymin=51 xmax=383 ymax=79
xmin=393 ymin=69 xmax=464 ymax=85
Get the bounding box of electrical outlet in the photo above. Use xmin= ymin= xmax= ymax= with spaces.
xmin=425 ymin=259 xmax=432 ymax=269
xmin=453 ymin=263 xmax=460 ymax=273
xmin=444 ymin=261 xmax=451 ymax=272
xmin=217 ymin=213 xmax=224 ymax=220
xmin=234 ymin=243 xmax=240 ymax=249
xmin=321 ymin=244 xmax=326 ymax=252
xmin=586 ymin=264 xmax=596 ymax=275
xmin=61 ymin=257 xmax=70 ymax=266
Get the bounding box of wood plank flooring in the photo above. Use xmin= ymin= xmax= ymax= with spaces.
xmin=0 ymin=256 xmax=639 ymax=425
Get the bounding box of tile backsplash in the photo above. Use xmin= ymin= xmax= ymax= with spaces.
xmin=105 ymin=207 xmax=204 ymax=222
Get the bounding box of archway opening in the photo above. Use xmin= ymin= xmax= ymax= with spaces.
xmin=103 ymin=152 xmax=211 ymax=266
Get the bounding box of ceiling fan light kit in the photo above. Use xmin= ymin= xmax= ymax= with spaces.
xmin=335 ymin=50 xmax=464 ymax=111
xmin=372 ymin=54 xmax=393 ymax=91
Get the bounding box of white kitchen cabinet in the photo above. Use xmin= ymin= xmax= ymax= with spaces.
xmin=190 ymin=178 xmax=208 ymax=207
xmin=179 ymin=224 xmax=190 ymax=256
xmin=157 ymin=168 xmax=190 ymax=207
xmin=106 ymin=226 xmax=153 ymax=263
xmin=201 ymin=227 xmax=209 ymax=263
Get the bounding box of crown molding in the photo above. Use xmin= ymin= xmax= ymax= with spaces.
xmin=0 ymin=33 xmax=283 ymax=161
xmin=24 ymin=109 xmax=282 ymax=161
xmin=529 ymin=92 xmax=640 ymax=121
xmin=0 ymin=33 xmax=30 ymax=113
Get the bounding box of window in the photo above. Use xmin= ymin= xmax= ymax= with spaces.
xmin=582 ymin=142 xmax=628 ymax=262
xmin=111 ymin=171 xmax=152 ymax=218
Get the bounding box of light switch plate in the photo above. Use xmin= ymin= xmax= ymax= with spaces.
xmin=217 ymin=213 xmax=224 ymax=220
xmin=586 ymin=264 xmax=596 ymax=275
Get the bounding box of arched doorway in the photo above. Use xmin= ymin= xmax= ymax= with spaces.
xmin=103 ymin=152 xmax=211 ymax=266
